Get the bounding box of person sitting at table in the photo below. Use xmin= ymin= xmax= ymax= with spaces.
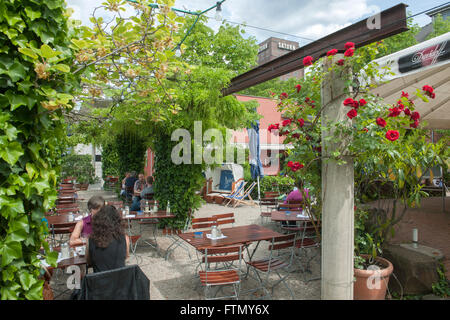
xmin=280 ymin=187 xmax=310 ymax=227
xmin=120 ymin=172 xmax=130 ymax=197
xmin=86 ymin=205 xmax=130 ymax=273
xmin=124 ymin=171 xmax=138 ymax=199
xmin=130 ymin=173 xmax=146 ymax=211
xmin=69 ymin=195 xmax=105 ymax=246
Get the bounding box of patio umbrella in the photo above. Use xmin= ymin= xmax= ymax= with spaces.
xmin=247 ymin=120 xmax=264 ymax=201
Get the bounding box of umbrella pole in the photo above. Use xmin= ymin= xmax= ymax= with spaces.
xmin=257 ymin=176 xmax=261 ymax=201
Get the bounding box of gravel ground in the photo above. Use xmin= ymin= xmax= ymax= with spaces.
xmin=51 ymin=194 xmax=321 ymax=300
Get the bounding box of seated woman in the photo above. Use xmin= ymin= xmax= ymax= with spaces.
xmin=86 ymin=205 xmax=130 ymax=273
xmin=69 ymin=196 xmax=105 ymax=246
xmin=280 ymin=187 xmax=310 ymax=227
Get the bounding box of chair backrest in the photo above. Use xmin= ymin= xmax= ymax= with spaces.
xmin=55 ymin=207 xmax=80 ymax=215
xmin=264 ymin=191 xmax=279 ymax=198
xmin=268 ymin=234 xmax=296 ymax=265
xmin=125 ymin=186 xmax=134 ymax=195
xmin=203 ymin=245 xmax=243 ymax=271
xmin=191 ymin=216 xmax=218 ymax=230
xmin=213 ymin=213 xmax=235 ymax=227
xmin=106 ymin=201 xmax=124 ymax=209
xmin=78 ymin=264 xmax=150 ymax=300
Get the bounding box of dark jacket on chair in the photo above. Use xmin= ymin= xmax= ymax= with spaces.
xmin=78 ymin=265 xmax=150 ymax=300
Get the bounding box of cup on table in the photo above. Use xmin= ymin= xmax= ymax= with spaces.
xmin=68 ymin=214 xmax=74 ymax=222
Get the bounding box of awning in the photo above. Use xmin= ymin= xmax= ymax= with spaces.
xmin=369 ymin=32 xmax=450 ymax=129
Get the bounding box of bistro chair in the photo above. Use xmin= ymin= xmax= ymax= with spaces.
xmin=199 ymin=245 xmax=243 ymax=300
xmin=259 ymin=197 xmax=279 ymax=224
xmin=294 ymin=221 xmax=321 ymax=282
xmin=49 ymin=222 xmax=76 ymax=247
xmin=78 ymin=265 xmax=150 ymax=300
xmin=212 ymin=213 xmax=235 ymax=228
xmin=245 ymin=233 xmax=297 ymax=299
xmin=164 ymin=212 xmax=194 ymax=261
xmin=106 ymin=201 xmax=124 ymax=210
xmin=191 ymin=216 xmax=218 ymax=231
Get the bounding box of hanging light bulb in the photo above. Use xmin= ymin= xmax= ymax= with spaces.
xmin=175 ymin=46 xmax=181 ymax=57
xmin=214 ymin=2 xmax=222 ymax=21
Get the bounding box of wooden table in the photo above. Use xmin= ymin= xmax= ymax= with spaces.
xmin=271 ymin=210 xmax=314 ymax=222
xmin=46 ymin=214 xmax=82 ymax=227
xmin=179 ymin=224 xmax=283 ymax=250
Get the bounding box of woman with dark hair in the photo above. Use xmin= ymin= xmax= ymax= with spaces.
xmin=86 ymin=205 xmax=130 ymax=273
xmin=70 ymin=195 xmax=105 ymax=246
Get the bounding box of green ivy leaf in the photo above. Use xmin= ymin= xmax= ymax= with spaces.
xmin=19 ymin=271 xmax=37 ymax=291
xmin=0 ymin=141 xmax=24 ymax=165
xmin=7 ymin=62 xmax=27 ymax=82
xmin=1 ymin=241 xmax=22 ymax=267
xmin=24 ymin=7 xmax=42 ymax=21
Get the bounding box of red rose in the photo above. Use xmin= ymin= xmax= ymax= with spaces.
xmin=376 ymin=117 xmax=386 ymax=128
xmin=292 ymin=133 xmax=300 ymax=139
xmin=297 ymin=118 xmax=305 ymax=127
xmin=287 ymin=161 xmax=294 ymax=168
xmin=410 ymin=111 xmax=420 ymax=121
xmin=295 ymin=84 xmax=302 ymax=93
xmin=362 ymin=127 xmax=368 ymax=132
xmin=410 ymin=120 xmax=420 ymax=128
xmin=347 ymin=109 xmax=357 ymax=119
xmin=344 ymin=42 xmax=355 ymax=49
xmin=431 ymin=93 xmax=436 ymax=99
xmin=351 ymin=100 xmax=359 ymax=109
xmin=401 ymin=91 xmax=409 ymax=98
xmin=290 ymin=162 xmax=304 ymax=172
xmin=282 ymin=119 xmax=292 ymax=126
xmin=336 ymin=59 xmax=345 ymax=66
xmin=344 ymin=47 xmax=354 ymax=57
xmin=268 ymin=123 xmax=279 ymax=132
xmin=422 ymin=85 xmax=433 ymax=94
xmin=314 ymin=146 xmax=322 ymax=153
xmin=303 ymin=56 xmax=314 ymax=66
xmin=403 ymin=108 xmax=411 ymax=116
xmin=385 ymin=130 xmax=400 ymax=141
xmin=359 ymin=99 xmax=367 ymax=107
xmin=280 ymin=92 xmax=288 ymax=100
xmin=327 ymin=49 xmax=338 ymax=56
xmin=343 ymin=97 xmax=355 ymax=106
xmin=397 ymin=102 xmax=405 ymax=111
xmin=388 ymin=107 xmax=401 ymax=117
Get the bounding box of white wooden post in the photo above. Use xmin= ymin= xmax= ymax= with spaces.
xmin=321 ymin=54 xmax=355 ymax=299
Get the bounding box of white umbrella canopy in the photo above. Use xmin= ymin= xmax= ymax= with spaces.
xmin=369 ymin=32 xmax=450 ymax=129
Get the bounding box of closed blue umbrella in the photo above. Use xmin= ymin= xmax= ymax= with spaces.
xmin=247 ymin=120 xmax=264 ymax=200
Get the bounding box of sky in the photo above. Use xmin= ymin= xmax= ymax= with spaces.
xmin=66 ymin=0 xmax=447 ymax=46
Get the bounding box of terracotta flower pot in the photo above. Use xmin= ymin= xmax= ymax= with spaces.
xmin=353 ymin=255 xmax=394 ymax=300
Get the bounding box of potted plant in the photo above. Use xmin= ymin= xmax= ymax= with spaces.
xmin=353 ymin=206 xmax=394 ymax=300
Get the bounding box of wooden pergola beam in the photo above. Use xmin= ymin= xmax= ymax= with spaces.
xmin=223 ymin=3 xmax=408 ymax=96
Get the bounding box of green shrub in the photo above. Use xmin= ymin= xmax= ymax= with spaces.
xmin=61 ymin=154 xmax=96 ymax=184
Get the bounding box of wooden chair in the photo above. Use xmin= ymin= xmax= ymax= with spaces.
xmin=125 ymin=186 xmax=134 ymax=204
xmin=55 ymin=207 xmax=80 ymax=215
xmin=191 ymin=217 xmax=218 ymax=231
xmin=264 ymin=191 xmax=280 ymax=198
xmin=49 ymin=223 xmax=76 ymax=247
xmin=245 ymin=233 xmax=297 ymax=299
xmin=212 ymin=213 xmax=235 ymax=228
xmin=259 ymin=197 xmax=279 ymax=224
xmin=294 ymin=221 xmax=321 ymax=282
xmin=106 ymin=201 xmax=124 ymax=210
xmin=199 ymin=245 xmax=243 ymax=300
